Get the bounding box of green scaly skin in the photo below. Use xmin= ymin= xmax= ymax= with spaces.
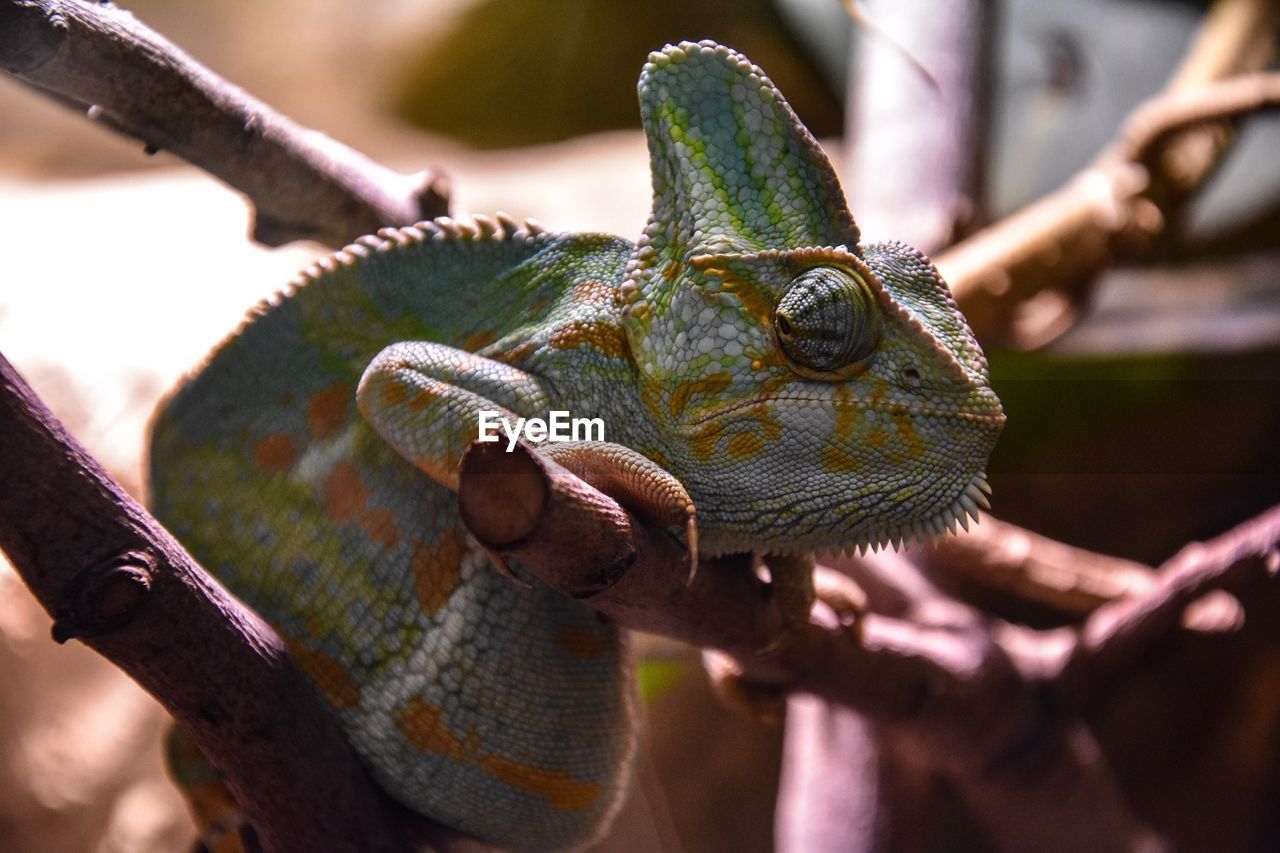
xmin=149 ymin=40 xmax=1004 ymax=849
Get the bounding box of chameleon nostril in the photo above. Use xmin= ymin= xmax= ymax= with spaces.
xmin=902 ymin=367 xmax=922 ymax=388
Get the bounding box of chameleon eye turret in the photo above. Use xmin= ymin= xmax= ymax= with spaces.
xmin=774 ymin=266 xmax=879 ymax=373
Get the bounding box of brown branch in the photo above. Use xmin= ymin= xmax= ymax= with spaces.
xmin=458 ymin=441 xmax=1280 ymax=850
xmin=0 ymin=0 xmax=449 ymax=248
xmin=1058 ymin=504 xmax=1280 ymax=705
xmin=922 ymin=514 xmax=1158 ymax=617
xmin=936 ymin=0 xmax=1280 ymax=346
xmin=0 ymin=352 xmax=480 ymax=852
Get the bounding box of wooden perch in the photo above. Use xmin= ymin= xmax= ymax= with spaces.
xmin=0 ymin=0 xmax=449 ymax=248
xmin=457 ymin=439 xmax=1280 ymax=852
xmin=0 ymin=353 xmax=478 ymax=853
xmin=937 ymin=0 xmax=1280 ymax=346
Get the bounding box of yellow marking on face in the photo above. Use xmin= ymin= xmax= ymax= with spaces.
xmin=689 ymin=419 xmax=727 ymax=460
xmin=553 ymin=626 xmax=608 ymax=658
xmin=892 ymin=408 xmax=924 ymax=458
xmin=822 ymin=444 xmax=863 ymax=472
xmin=832 ymin=388 xmax=859 ymax=440
xmin=411 ymin=530 xmax=466 ymax=615
xmin=252 ymin=433 xmax=299 ymax=472
xmin=751 ymin=404 xmax=782 ymax=441
xmin=288 ymin=641 xmax=363 ymax=709
xmin=549 ymin=321 xmax=628 ymax=358
xmin=718 ymin=271 xmax=775 ymax=327
xmin=668 ymin=372 xmax=732 ymax=418
xmin=462 ymin=329 xmax=497 ymax=352
xmin=308 ymin=383 xmax=351 ymax=440
xmin=726 ymin=431 xmax=764 ymax=460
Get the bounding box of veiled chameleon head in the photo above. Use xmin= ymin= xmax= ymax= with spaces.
xmin=621 ymin=41 xmax=1005 ymax=555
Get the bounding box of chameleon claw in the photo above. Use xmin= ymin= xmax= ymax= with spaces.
xmin=685 ymin=512 xmax=699 ymax=585
xmin=482 ymin=546 xmax=531 ymax=589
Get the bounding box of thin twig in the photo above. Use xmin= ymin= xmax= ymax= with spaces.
xmin=0 ymin=0 xmax=449 ymax=247
xmin=936 ymin=0 xmax=1280 ymax=346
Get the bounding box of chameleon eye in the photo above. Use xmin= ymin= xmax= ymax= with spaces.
xmin=774 ymin=266 xmax=879 ymax=372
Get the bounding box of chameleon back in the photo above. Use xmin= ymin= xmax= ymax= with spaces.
xmin=149 ymin=219 xmax=639 ymax=848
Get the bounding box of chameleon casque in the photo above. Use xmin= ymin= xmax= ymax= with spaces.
xmin=149 ymin=40 xmax=1004 ymax=849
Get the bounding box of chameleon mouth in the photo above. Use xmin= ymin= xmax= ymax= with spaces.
xmin=832 ymin=469 xmax=993 ymax=556
xmin=685 ymin=393 xmax=1006 ymax=428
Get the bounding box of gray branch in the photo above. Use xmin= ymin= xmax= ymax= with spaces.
xmin=0 ymin=0 xmax=449 ymax=248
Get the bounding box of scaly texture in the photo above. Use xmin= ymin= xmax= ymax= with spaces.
xmin=149 ymin=40 xmax=1004 ymax=849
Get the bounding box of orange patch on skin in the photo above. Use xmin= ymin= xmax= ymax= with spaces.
xmin=479 ymin=755 xmax=601 ymax=812
xmin=411 ymin=529 xmax=467 ymax=614
xmin=395 ymin=698 xmax=601 ymax=813
xmin=308 ymin=383 xmax=350 ymax=440
xmin=549 ymin=321 xmax=628 ymax=358
xmin=571 ymin=279 xmax=617 ymax=305
xmin=503 ymin=341 xmax=538 ymax=365
xmin=288 ymin=641 xmax=362 ymax=709
xmin=323 ymin=460 xmax=369 ymax=523
xmin=381 ymin=381 xmax=409 ymax=407
xmin=822 ymin=444 xmax=863 ymax=472
xmin=396 ymin=697 xmax=466 ymax=760
xmin=554 ymin=626 xmax=608 ymax=658
xmin=866 ymin=428 xmax=888 ymax=447
xmin=252 ymin=433 xmax=298 ymax=472
xmin=462 ymin=329 xmax=497 ymax=352
xmin=408 ymin=387 xmax=437 ymax=412
xmin=363 ymin=507 xmax=401 ymax=548
xmin=669 ymin=373 xmax=732 ymax=418
xmin=726 ymin=431 xmax=764 ymax=460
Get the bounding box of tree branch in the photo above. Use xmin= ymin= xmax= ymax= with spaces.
xmin=457 ymin=440 xmax=1280 ymax=851
xmin=0 ymin=0 xmax=449 ymax=248
xmin=936 ymin=0 xmax=1280 ymax=346
xmin=0 ymin=352 xmax=477 ymax=853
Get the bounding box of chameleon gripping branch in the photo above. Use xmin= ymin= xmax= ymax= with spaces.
xmin=0 ymin=353 xmax=468 ymax=853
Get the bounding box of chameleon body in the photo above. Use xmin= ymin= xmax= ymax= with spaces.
xmin=149 ymin=41 xmax=1004 ymax=849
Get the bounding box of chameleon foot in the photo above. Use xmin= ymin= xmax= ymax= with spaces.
xmin=538 ymin=441 xmax=699 ymax=582
xmin=814 ymin=567 xmax=868 ymax=634
xmin=165 ymin=724 xmax=255 ymax=853
xmin=758 ymin=551 xmax=817 ymax=653
xmin=702 ymin=648 xmax=787 ymax=724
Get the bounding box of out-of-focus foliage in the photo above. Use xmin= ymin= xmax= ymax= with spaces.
xmin=391 ymin=0 xmax=842 ymax=148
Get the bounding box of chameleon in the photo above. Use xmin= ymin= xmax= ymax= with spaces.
xmin=149 ymin=40 xmax=1004 ymax=849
